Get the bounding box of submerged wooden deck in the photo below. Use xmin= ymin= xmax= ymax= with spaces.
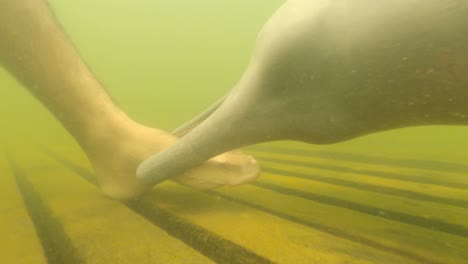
xmin=1 ymin=144 xmax=467 ymax=264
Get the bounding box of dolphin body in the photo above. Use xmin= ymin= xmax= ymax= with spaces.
xmin=137 ymin=0 xmax=468 ymax=185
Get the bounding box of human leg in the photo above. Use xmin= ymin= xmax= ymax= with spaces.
xmin=0 ymin=0 xmax=259 ymax=200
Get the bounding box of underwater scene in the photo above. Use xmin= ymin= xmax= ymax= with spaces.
xmin=1 ymin=0 xmax=467 ymax=263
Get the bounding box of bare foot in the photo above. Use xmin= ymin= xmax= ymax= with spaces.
xmin=82 ymin=118 xmax=259 ymax=200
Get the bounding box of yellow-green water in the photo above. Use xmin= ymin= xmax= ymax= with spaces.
xmin=1 ymin=1 xmax=467 ymax=263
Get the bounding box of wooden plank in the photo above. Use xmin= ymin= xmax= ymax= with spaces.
xmin=0 ymin=153 xmax=47 ymax=264
xmin=34 ymin=146 xmax=468 ymax=264
xmin=41 ymin=148 xmax=276 ymax=264
xmin=247 ymin=143 xmax=468 ymax=174
xmin=143 ymin=182 xmax=420 ymax=264
xmin=46 ymin=148 xmax=420 ymax=264
xmin=9 ymin=148 xmax=213 ymax=264
xmin=253 ymin=155 xmax=468 ymax=204
xmin=214 ymin=183 xmax=468 ymax=264
xmin=246 ymin=148 xmax=468 ymax=187
xmin=258 ymin=173 xmax=468 ymax=228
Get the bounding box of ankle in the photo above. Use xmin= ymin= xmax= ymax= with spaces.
xmin=80 ymin=111 xmax=137 ymax=154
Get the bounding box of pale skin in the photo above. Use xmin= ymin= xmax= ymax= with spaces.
xmin=0 ymin=0 xmax=260 ymax=200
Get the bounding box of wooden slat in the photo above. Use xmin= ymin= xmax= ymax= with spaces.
xmin=258 ymin=173 xmax=468 ymax=229
xmin=215 ymin=183 xmax=468 ymax=264
xmin=9 ymin=148 xmax=213 ymax=264
xmin=247 ymin=144 xmax=468 ymax=174
xmin=9 ymin=144 xmax=467 ymax=264
xmin=0 ymin=153 xmax=47 ymax=264
xmin=246 ymin=148 xmax=468 ymax=187
xmin=252 ymin=154 xmax=468 ymax=204
xmin=143 ymin=182 xmax=419 ymax=264
xmin=247 ymin=147 xmax=468 ymax=188
xmin=48 ymin=149 xmax=419 ymax=264
xmin=43 ymin=148 xmax=275 ymax=264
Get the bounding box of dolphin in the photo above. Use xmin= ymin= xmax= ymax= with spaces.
xmin=137 ymin=0 xmax=468 ymax=185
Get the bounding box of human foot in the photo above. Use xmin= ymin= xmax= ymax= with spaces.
xmin=82 ymin=118 xmax=259 ymax=200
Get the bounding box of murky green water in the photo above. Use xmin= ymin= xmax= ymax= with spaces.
xmin=2 ymin=0 xmax=468 ymax=161
xmin=1 ymin=1 xmax=467 ymax=263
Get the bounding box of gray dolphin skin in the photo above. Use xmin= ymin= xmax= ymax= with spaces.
xmin=137 ymin=0 xmax=468 ymax=185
